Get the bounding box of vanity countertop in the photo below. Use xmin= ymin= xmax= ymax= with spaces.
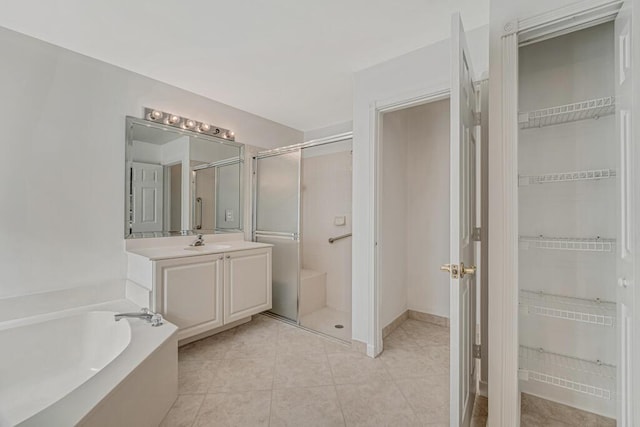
xmin=127 ymin=240 xmax=273 ymax=261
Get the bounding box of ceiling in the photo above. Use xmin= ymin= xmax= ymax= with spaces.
xmin=0 ymin=0 xmax=489 ymax=131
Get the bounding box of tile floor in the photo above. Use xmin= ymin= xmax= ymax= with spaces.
xmin=299 ymin=306 xmax=352 ymax=341
xmin=161 ymin=314 xmax=488 ymax=427
xmin=520 ymin=393 xmax=615 ymax=427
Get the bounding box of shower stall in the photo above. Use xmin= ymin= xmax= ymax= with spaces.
xmin=253 ymin=134 xmax=352 ymax=341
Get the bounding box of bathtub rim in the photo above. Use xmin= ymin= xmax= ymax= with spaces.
xmin=5 ymin=299 xmax=177 ymax=427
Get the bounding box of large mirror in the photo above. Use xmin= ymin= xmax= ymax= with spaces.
xmin=125 ymin=117 xmax=244 ymax=238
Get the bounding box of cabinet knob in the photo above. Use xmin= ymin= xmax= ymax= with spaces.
xmin=226 ymin=255 xmax=231 ymax=259
xmin=218 ymin=256 xmax=223 ymax=260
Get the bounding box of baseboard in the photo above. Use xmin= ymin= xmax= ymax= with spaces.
xmin=382 ymin=310 xmax=409 ymax=338
xmin=408 ymin=309 xmax=450 ymax=327
xmin=351 ymin=339 xmax=368 ymax=355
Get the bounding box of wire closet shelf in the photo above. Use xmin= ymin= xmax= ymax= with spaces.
xmin=518 ymin=96 xmax=615 ymax=129
xmin=519 ymin=236 xmax=615 ymax=252
xmin=519 ymin=290 xmax=616 ymax=327
xmin=519 ymin=346 xmax=616 ymax=400
xmin=519 ymin=168 xmax=616 ymax=186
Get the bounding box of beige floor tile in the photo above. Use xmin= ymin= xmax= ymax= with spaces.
xmin=380 ymin=345 xmax=449 ymax=379
xmin=224 ymin=340 xmax=277 ymax=359
xmin=521 ymin=411 xmax=551 ymax=427
xmin=208 ymin=357 xmax=274 ymax=393
xmin=400 ymin=320 xmax=450 ymax=347
xmin=178 ymin=360 xmax=219 ymax=394
xmin=233 ymin=316 xmax=280 ymax=344
xmin=270 ymin=386 xmax=346 ymax=427
xmin=277 ymin=327 xmax=327 ymax=355
xmin=160 ymin=394 xmax=205 ymax=427
xmin=521 ymin=393 xmax=604 ymax=427
xmin=328 ymin=351 xmax=391 ymax=385
xmin=471 ymin=416 xmax=487 ymax=427
xmin=193 ymin=390 xmax=271 ymax=427
xmin=472 ymin=395 xmax=488 ymax=418
xmin=324 ymin=339 xmax=355 ymax=354
xmin=384 ymin=327 xmax=424 ymax=350
xmin=178 ymin=331 xmax=236 ymax=362
xmin=274 ymin=352 xmax=334 ymax=388
xmin=395 ymin=375 xmax=449 ymax=423
xmin=336 ymin=381 xmax=420 ymax=427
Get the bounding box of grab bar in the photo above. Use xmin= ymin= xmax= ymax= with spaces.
xmin=195 ymin=197 xmax=203 ymax=229
xmin=328 ymin=233 xmax=352 ymax=244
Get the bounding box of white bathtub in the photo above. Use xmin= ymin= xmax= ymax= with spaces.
xmin=0 ymin=311 xmax=130 ymax=426
xmin=0 ymin=300 xmax=177 ymax=427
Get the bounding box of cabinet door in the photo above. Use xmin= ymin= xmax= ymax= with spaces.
xmin=155 ymin=255 xmax=224 ymax=338
xmin=224 ymin=248 xmax=272 ymax=324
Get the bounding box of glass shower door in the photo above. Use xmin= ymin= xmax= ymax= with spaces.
xmin=254 ymin=150 xmax=301 ymax=322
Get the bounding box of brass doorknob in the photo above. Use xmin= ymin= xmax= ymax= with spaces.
xmin=440 ymin=263 xmax=459 ymax=278
xmin=440 ymin=263 xmax=475 ymax=279
xmin=461 ymin=263 xmax=476 ymax=277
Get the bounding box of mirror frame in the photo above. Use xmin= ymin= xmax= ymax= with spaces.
xmin=125 ymin=116 xmax=245 ymax=239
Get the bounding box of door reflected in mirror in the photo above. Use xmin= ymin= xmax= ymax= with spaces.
xmin=125 ymin=117 xmax=243 ymax=238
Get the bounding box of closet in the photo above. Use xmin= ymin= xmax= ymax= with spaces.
xmin=516 ymin=18 xmax=621 ymax=420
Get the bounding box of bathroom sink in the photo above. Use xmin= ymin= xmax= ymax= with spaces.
xmin=184 ymin=244 xmax=232 ymax=252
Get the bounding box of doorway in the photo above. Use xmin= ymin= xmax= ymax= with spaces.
xmin=253 ymin=134 xmax=353 ymax=341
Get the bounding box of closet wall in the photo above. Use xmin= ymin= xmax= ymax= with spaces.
xmin=380 ymin=99 xmax=451 ymax=328
xmin=518 ymin=23 xmax=617 ymax=417
xmin=406 ymin=100 xmax=451 ymax=319
xmin=380 ymin=109 xmax=409 ymax=327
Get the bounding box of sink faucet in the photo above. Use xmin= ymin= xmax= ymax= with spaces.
xmin=190 ymin=233 xmax=205 ymax=247
xmin=114 ymin=308 xmax=163 ymax=327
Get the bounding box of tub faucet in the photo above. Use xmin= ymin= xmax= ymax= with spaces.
xmin=114 ymin=308 xmax=163 ymax=327
xmin=190 ymin=234 xmax=205 ymax=246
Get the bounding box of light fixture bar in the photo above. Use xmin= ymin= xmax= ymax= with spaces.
xmin=143 ymin=108 xmax=235 ymax=141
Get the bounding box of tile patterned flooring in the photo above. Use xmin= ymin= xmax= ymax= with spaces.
xmin=161 ymin=315 xmax=488 ymax=427
xmin=520 ymin=393 xmax=615 ymax=427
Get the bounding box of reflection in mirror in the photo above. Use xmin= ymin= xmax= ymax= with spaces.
xmin=125 ymin=117 xmax=243 ymax=238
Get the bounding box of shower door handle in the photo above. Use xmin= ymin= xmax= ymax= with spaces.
xmin=195 ymin=197 xmax=203 ymax=229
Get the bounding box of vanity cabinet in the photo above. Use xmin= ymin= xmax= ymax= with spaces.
xmin=155 ymin=255 xmax=224 ymax=337
xmin=223 ymin=248 xmax=272 ymax=324
xmin=139 ymin=245 xmax=272 ymax=341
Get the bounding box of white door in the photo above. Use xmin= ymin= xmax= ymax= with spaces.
xmin=131 ymin=162 xmax=164 ymax=233
xmin=447 ymin=12 xmax=478 ymax=427
xmin=615 ymin=2 xmax=635 ymax=425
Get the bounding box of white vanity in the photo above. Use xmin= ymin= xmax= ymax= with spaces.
xmin=126 ymin=238 xmax=272 ymax=343
xmin=123 ymin=113 xmax=273 ymax=344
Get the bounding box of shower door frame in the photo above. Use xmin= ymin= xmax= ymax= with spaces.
xmin=253 ymin=132 xmax=354 ymax=327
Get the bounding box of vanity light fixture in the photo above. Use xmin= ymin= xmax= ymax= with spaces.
xmin=143 ymin=108 xmax=235 ymax=141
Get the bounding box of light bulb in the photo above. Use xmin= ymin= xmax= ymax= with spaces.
xmin=151 ymin=110 xmax=162 ymax=120
xmin=199 ymin=123 xmax=211 ymax=132
xmin=169 ymin=115 xmax=180 ymax=124
xmin=185 ymin=119 xmax=195 ymax=129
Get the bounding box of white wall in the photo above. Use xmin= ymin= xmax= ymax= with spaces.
xmin=0 ymin=26 xmax=302 ymax=299
xmin=379 ymin=111 xmax=409 ymax=327
xmin=304 ymin=121 xmax=353 ymax=141
xmin=301 ymin=145 xmax=353 ymax=313
xmin=378 ymin=99 xmax=451 ymax=327
xmin=406 ymin=100 xmax=451 ymax=319
xmin=352 ymin=24 xmax=488 ymax=353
